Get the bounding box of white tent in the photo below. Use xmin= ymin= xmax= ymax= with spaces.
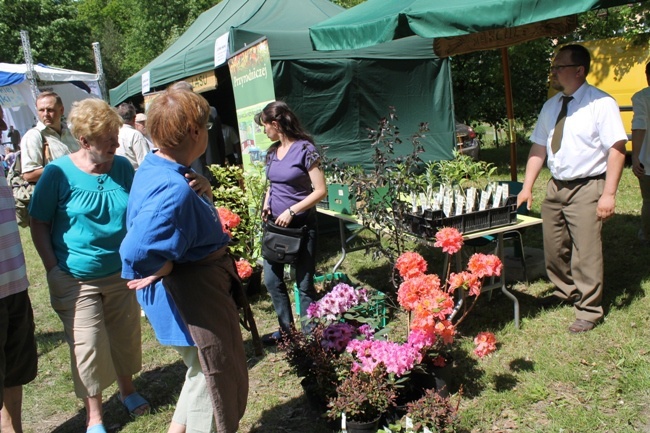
xmin=0 ymin=63 xmax=102 ymax=143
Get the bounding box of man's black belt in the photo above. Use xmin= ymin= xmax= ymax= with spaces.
xmin=552 ymin=173 xmax=605 ymax=187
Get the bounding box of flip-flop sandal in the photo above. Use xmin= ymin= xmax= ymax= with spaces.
xmin=86 ymin=423 xmax=107 ymax=433
xmin=120 ymin=392 xmax=151 ymax=416
xmin=568 ymin=319 xmax=595 ymax=333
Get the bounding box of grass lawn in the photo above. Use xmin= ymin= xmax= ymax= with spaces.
xmin=19 ymin=143 xmax=650 ymax=433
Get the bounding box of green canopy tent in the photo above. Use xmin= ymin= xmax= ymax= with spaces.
xmin=110 ymin=0 xmax=456 ymax=168
xmin=310 ymin=0 xmax=645 ymax=178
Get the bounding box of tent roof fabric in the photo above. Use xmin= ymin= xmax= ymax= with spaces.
xmin=110 ymin=0 xmax=439 ymax=105
xmin=309 ymin=0 xmax=644 ymax=51
xmin=0 ymin=63 xmax=99 ymax=87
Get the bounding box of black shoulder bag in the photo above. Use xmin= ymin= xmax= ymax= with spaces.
xmin=261 ymin=149 xmax=308 ymax=264
xmin=261 ymin=220 xmax=307 ymax=264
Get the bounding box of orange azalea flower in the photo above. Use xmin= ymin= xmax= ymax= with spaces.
xmin=411 ymin=291 xmax=454 ymax=321
xmin=447 ymin=271 xmax=482 ymax=297
xmin=473 ymin=331 xmax=497 ymax=358
xmin=432 ymin=355 xmax=447 ymax=367
xmin=235 ymin=258 xmax=253 ymax=280
xmin=410 ymin=308 xmax=456 ymax=332
xmin=433 ymin=319 xmax=455 ymax=345
xmin=434 ymin=227 xmax=464 ymax=255
xmin=395 ymin=251 xmax=428 ymax=280
xmin=410 ymin=311 xmax=435 ymax=335
xmin=467 ymin=253 xmax=503 ymax=279
xmin=397 ymin=274 xmax=441 ymax=311
xmin=217 ymin=207 xmax=241 ymax=238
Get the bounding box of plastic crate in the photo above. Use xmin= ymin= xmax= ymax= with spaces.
xmin=327 ymin=183 xmax=356 ymax=214
xmin=293 ymin=274 xmax=387 ymax=328
xmin=327 ymin=184 xmax=393 ymax=215
xmin=355 ymin=290 xmax=387 ymax=328
xmin=405 ymin=195 xmax=517 ymax=238
xmin=294 ymin=272 xmax=351 ymax=315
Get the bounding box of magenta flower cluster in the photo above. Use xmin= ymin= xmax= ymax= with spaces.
xmin=407 ymin=329 xmax=436 ymax=351
xmin=306 ymin=283 xmax=369 ymax=321
xmin=321 ymin=322 xmax=357 ymax=352
xmin=346 ymin=338 xmax=424 ymax=377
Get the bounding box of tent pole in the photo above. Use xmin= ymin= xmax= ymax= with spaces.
xmin=92 ymin=42 xmax=109 ymax=103
xmin=501 ymin=47 xmax=517 ymax=182
xmin=19 ymin=30 xmax=40 ymax=102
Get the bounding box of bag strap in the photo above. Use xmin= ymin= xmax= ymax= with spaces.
xmin=39 ymin=130 xmax=50 ymax=166
xmin=265 ymin=146 xmax=275 ymax=208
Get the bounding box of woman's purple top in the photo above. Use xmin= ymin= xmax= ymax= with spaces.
xmin=266 ymin=140 xmax=320 ymax=222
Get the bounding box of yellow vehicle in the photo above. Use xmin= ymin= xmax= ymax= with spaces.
xmin=551 ymin=37 xmax=650 ymax=151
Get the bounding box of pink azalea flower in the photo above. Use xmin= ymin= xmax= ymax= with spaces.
xmin=346 ymin=339 xmax=423 ymax=377
xmin=306 ymin=283 xmax=368 ymax=320
xmin=407 ymin=328 xmax=436 ymax=351
xmin=357 ymin=324 xmax=375 ymax=340
xmin=434 ymin=227 xmax=464 ymax=255
xmin=432 ymin=355 xmax=447 ymax=367
xmin=235 ymin=258 xmax=253 ymax=280
xmin=217 ymin=207 xmax=241 ymax=237
xmin=447 ymin=271 xmax=482 ymax=296
xmin=467 ymin=253 xmax=503 ymax=279
xmin=321 ymin=323 xmax=357 ymax=352
xmin=473 ymin=331 xmax=497 ymax=358
xmin=395 ymin=251 xmax=428 ymax=280
xmin=397 ymin=274 xmax=442 ymax=311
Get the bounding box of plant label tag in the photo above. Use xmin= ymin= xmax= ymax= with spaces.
xmin=432 ymin=194 xmax=441 ymax=211
xmin=443 ymin=193 xmax=453 ymax=217
xmin=466 ymin=187 xmax=477 ymax=212
xmin=419 ymin=192 xmax=428 ymax=210
xmin=492 ymin=185 xmax=503 ymax=208
xmin=411 ymin=192 xmax=418 ymax=213
xmin=501 ymin=183 xmax=509 ymax=203
xmin=455 ymin=192 xmax=465 ymax=215
xmin=479 ymin=189 xmax=490 ymax=211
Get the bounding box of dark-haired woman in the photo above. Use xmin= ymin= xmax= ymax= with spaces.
xmin=255 ymin=101 xmax=327 ymax=344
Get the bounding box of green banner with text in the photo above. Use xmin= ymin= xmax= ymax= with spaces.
xmin=228 ymin=38 xmax=275 ymax=170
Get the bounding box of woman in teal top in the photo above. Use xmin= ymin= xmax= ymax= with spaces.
xmin=29 ymin=99 xmax=149 ymax=433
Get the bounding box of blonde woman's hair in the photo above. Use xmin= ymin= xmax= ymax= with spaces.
xmin=147 ymin=89 xmax=210 ymax=150
xmin=68 ymin=98 xmax=122 ymax=141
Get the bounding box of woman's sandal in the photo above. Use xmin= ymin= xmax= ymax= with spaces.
xmin=120 ymin=392 xmax=151 ymax=416
xmin=86 ymin=423 xmax=107 ymax=433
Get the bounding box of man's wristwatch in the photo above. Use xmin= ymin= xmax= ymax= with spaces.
xmin=288 ymin=208 xmax=296 ymax=216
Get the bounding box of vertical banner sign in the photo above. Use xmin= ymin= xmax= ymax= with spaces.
xmin=141 ymin=71 xmax=151 ymax=94
xmin=228 ymin=38 xmax=275 ymax=171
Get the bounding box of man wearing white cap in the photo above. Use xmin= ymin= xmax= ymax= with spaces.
xmin=134 ymin=113 xmax=154 ymax=150
xmin=116 ymin=103 xmax=150 ymax=169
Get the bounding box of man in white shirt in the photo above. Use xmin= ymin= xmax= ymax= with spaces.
xmin=134 ymin=113 xmax=154 ymax=150
xmin=518 ymin=44 xmax=627 ymax=333
xmin=20 ymin=91 xmax=80 ymax=183
xmin=116 ymin=103 xmax=150 ymax=169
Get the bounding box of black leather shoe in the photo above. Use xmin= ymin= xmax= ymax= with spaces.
xmin=261 ymin=331 xmax=282 ymax=346
xmin=537 ymin=295 xmax=566 ymax=308
xmin=538 ymin=295 xmax=570 ymax=308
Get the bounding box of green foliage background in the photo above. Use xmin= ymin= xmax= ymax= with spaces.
xmin=0 ymin=0 xmax=647 ymax=126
